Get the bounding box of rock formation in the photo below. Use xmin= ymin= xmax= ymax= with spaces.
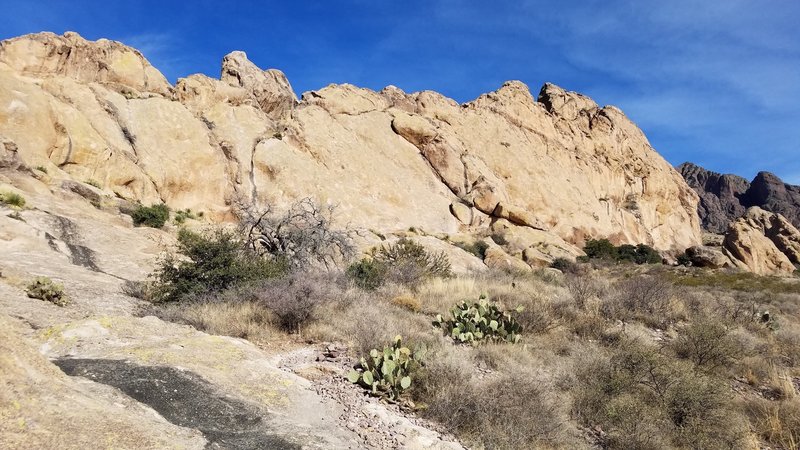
xmin=0 ymin=31 xmax=702 ymax=266
xmin=678 ymin=162 xmax=749 ymax=234
xmin=722 ymin=207 xmax=800 ymax=275
xmin=678 ymin=162 xmax=800 ymax=232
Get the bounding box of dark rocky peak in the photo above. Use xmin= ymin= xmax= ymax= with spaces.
xmin=742 ymin=171 xmax=800 ymax=229
xmin=679 ymin=162 xmax=800 ymax=233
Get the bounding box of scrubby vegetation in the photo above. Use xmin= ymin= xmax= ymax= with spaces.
xmin=582 ymin=238 xmax=662 ymax=264
xmin=140 ymin=205 xmax=800 ymax=449
xmin=129 ymin=203 xmax=170 ymax=228
xmin=173 ymin=208 xmax=198 ymax=224
xmin=0 ymin=191 xmax=26 ymax=208
xmin=26 ymin=277 xmax=68 ymax=306
xmin=151 ymin=228 xmax=287 ymax=302
xmin=347 ymin=238 xmax=452 ymax=289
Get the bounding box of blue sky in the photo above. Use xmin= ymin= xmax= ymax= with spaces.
xmin=2 ymin=0 xmax=798 ymax=183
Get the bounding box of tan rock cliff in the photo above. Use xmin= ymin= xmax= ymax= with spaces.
xmin=0 ymin=31 xmax=704 ymax=263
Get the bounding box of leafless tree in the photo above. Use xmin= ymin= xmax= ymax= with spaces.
xmin=236 ymin=197 xmax=356 ymax=271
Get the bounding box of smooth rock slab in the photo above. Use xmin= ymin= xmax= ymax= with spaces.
xmin=54 ymin=358 xmax=299 ymax=450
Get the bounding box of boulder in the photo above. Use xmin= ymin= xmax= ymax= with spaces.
xmin=685 ymin=245 xmax=732 ymax=268
xmin=722 ymin=208 xmax=798 ymax=275
xmin=483 ymin=245 xmax=531 ymax=273
xmin=221 ymin=51 xmax=297 ymax=121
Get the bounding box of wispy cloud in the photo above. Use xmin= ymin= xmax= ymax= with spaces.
xmin=121 ymin=32 xmax=193 ymax=82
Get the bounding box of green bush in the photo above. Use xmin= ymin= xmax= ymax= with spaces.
xmin=670 ymin=320 xmax=742 ymax=370
xmin=348 ymin=335 xmax=422 ymax=402
xmin=346 ymin=258 xmax=387 ymax=290
xmin=583 ymin=239 xmax=662 ymax=265
xmin=584 ymin=238 xmax=618 ymax=259
xmin=152 ymin=228 xmax=286 ymax=302
xmin=550 ymin=257 xmax=578 ymax=273
xmin=373 ymin=238 xmax=451 ymax=286
xmin=676 ymin=252 xmax=692 ymax=266
xmin=434 ymin=296 xmax=523 ymax=345
xmin=347 ymin=238 xmax=452 ymax=289
xmin=0 ymin=191 xmax=26 ymax=208
xmin=130 ymin=203 xmax=170 ymax=228
xmin=453 ymin=240 xmax=489 ymax=259
xmin=26 ymin=277 xmax=68 ymax=306
xmin=573 ymin=340 xmax=748 ymax=449
xmin=173 ymin=208 xmax=198 ymax=224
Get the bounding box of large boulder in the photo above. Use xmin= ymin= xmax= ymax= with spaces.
xmin=722 ymin=207 xmax=800 ymax=275
xmin=221 ymin=51 xmax=297 ymax=121
xmin=685 ymin=245 xmax=732 ymax=268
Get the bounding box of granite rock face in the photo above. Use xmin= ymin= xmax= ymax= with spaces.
xmin=0 ymin=31 xmax=703 ymax=256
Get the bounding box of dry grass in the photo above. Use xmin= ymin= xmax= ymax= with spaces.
xmin=743 ymin=398 xmax=800 ymax=450
xmin=154 ymin=300 xmax=276 ymax=345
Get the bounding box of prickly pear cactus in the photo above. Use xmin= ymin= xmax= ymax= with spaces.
xmin=433 ymin=295 xmax=523 ymax=345
xmin=347 ymin=335 xmax=421 ymax=401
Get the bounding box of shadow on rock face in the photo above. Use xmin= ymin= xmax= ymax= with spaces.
xmin=54 ymin=358 xmax=300 ymax=450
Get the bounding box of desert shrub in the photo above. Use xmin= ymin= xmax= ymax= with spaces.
xmin=453 ymin=240 xmax=489 ymax=259
xmin=434 ymin=296 xmax=523 ymax=344
xmin=152 ymin=228 xmax=286 ymax=302
xmin=372 ymin=238 xmax=451 ymax=287
xmin=565 ymin=272 xmax=603 ymax=310
xmin=584 ymin=238 xmax=617 ymax=259
xmin=390 ymin=294 xmax=421 ymax=312
xmin=601 ymin=275 xmax=677 ymax=327
xmin=120 ymin=280 xmax=155 ymax=301
xmin=676 ymin=252 xmax=692 ymax=267
xmin=671 ymin=320 xmax=743 ymax=370
xmin=130 ymin=203 xmax=170 ymax=228
xmin=237 ymin=197 xmax=355 ymax=270
xmin=573 ymin=340 xmax=748 ymax=450
xmin=416 ymin=364 xmax=569 ymax=449
xmin=0 ymin=191 xmax=25 ymax=208
xmin=173 ymin=208 xmax=198 ymax=224
xmin=254 ymin=272 xmax=338 ymax=333
xmin=35 ymin=165 xmax=48 ymax=173
xmin=583 ymin=239 xmax=662 ymax=265
xmin=26 ymin=277 xmax=68 ymax=306
xmin=550 ymin=257 xmax=579 ymax=273
xmin=345 ymin=258 xmax=387 ymax=290
xmin=348 ymin=335 xmax=422 ymax=402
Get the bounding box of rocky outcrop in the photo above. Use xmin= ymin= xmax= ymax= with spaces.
xmin=722 ymin=207 xmax=800 ymax=275
xmin=685 ymin=245 xmax=733 ymax=269
xmin=0 ymin=31 xmax=171 ymax=96
xmin=678 ymin=162 xmax=749 ymax=233
xmin=742 ymin=172 xmax=800 ymax=230
xmin=0 ymin=31 xmax=702 ymax=257
xmin=679 ymin=162 xmax=800 ymax=233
